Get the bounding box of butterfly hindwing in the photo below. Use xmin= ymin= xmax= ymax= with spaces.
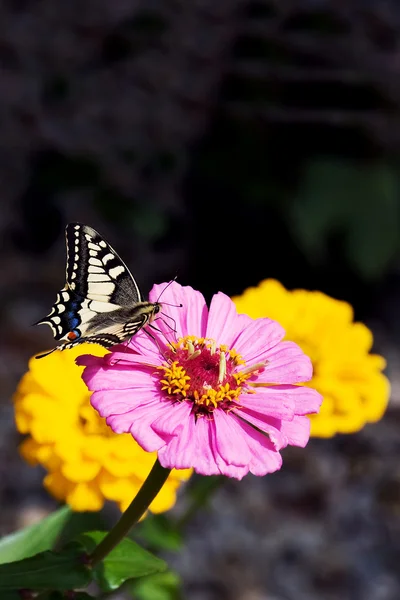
xmin=36 ymin=289 xmax=118 ymax=341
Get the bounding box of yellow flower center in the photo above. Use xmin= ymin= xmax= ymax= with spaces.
xmin=157 ymin=336 xmax=262 ymax=416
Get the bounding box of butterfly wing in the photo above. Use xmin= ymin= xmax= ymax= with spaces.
xmin=36 ymin=223 xmax=146 ymax=351
xmin=65 ymin=223 xmax=142 ymax=305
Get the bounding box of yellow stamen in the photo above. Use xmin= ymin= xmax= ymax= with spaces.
xmin=227 ymin=348 xmax=246 ymax=366
xmin=157 ymin=336 xmax=251 ymax=410
xmin=159 ymin=361 xmax=190 ymax=397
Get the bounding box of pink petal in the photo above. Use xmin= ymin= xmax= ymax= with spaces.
xmin=128 ymin=401 xmax=172 ymax=452
xmin=232 ymin=318 xmax=285 ymax=363
xmin=239 ymin=390 xmax=295 ymax=419
xmin=239 ymin=421 xmax=283 ymax=476
xmin=156 ymin=407 xmax=197 ymax=470
xmin=82 ymin=364 xmax=157 ymax=391
xmin=234 ymin=409 xmax=288 ymax=450
xmin=268 ymin=385 xmax=323 ymax=415
xmin=104 ymin=397 xmax=165 ymax=434
xmin=106 ymin=410 xmax=139 ymax=433
xmin=127 ymin=331 xmax=166 ymax=360
xmin=209 ymin=418 xmax=249 ymax=479
xmin=188 ymin=417 xmax=220 ymax=476
xmin=76 ymin=354 xmax=103 ymax=368
xmin=213 ymin=410 xmax=251 ymax=467
xmin=206 ymin=292 xmax=241 ymax=347
xmin=151 ymin=400 xmax=192 ymax=437
xmin=149 ymin=282 xmax=208 ymax=340
xmin=91 ymin=388 xmax=158 ymax=417
xmin=259 ymin=341 xmax=313 ymax=384
xmin=105 ymin=351 xmax=163 ymax=368
xmin=233 ymin=312 xmax=255 ymax=333
xmin=274 ymin=415 xmax=311 ymax=447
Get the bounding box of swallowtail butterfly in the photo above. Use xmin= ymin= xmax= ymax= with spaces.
xmin=36 ymin=223 xmax=162 ymax=358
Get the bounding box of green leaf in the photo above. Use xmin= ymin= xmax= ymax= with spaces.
xmin=135 ymin=514 xmax=182 ymax=552
xmin=131 ymin=571 xmax=182 ymax=600
xmin=56 ymin=511 xmax=106 ymax=548
xmin=0 ymin=544 xmax=91 ymax=591
xmin=0 ymin=506 xmax=72 ymax=564
xmin=78 ymin=531 xmax=167 ymax=592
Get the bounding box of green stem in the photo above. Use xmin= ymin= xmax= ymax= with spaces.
xmin=90 ymin=458 xmax=171 ymax=567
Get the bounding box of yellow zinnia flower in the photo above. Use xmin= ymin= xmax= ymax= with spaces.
xmin=232 ymin=279 xmax=390 ymax=437
xmin=14 ymin=345 xmax=191 ymax=512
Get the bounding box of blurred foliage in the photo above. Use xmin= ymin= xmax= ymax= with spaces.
xmin=0 ymin=543 xmax=91 ymax=592
xmin=0 ymin=506 xmax=72 ymax=565
xmin=134 ymin=514 xmax=183 ymax=553
xmin=292 ymin=159 xmax=400 ymax=280
xmin=16 ymin=150 xmax=171 ymax=254
xmin=130 ymin=571 xmax=182 ymax=600
xmin=185 ymin=2 xmax=400 ymax=300
xmin=13 ymin=0 xmax=400 ymax=314
xmin=130 ymin=476 xmax=224 ymax=599
xmin=78 ymin=532 xmax=166 ymax=592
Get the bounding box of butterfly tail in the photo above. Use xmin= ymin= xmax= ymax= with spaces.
xmin=35 ymin=347 xmax=58 ymax=360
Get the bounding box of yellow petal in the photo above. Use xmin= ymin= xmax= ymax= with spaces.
xmin=62 ymin=460 xmax=101 ymax=483
xmin=310 ymin=414 xmax=340 ymax=438
xmin=28 ymin=344 xmax=107 ymax=405
xmin=14 ymin=410 xmax=31 ymax=434
xmin=233 ymin=279 xmax=390 ymax=437
xmin=170 ymin=468 xmax=192 ymax=482
xmin=103 ymin=456 xmax=141 ymax=478
xmin=44 ymin=471 xmax=73 ymax=501
xmin=15 ymin=344 xmax=189 ymax=513
xmin=66 ymin=482 xmax=104 ymax=512
xmin=19 ymin=438 xmax=41 ymax=465
xmin=149 ymin=481 xmax=179 ymax=513
xmin=54 ymin=437 xmax=83 ymax=462
xmin=98 ymin=472 xmax=140 ymax=502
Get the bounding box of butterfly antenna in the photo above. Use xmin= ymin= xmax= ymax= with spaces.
xmin=156 ymin=277 xmax=182 ymax=305
xmin=161 ymin=301 xmax=183 ymax=309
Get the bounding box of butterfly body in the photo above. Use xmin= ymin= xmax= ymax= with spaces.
xmin=36 ymin=223 xmax=161 ymax=356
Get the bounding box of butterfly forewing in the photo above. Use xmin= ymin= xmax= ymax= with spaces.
xmin=36 ymin=223 xmax=160 ymax=355
xmin=65 ymin=223 xmax=142 ymax=304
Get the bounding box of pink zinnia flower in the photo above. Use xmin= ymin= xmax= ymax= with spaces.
xmin=78 ymin=283 xmax=322 ymax=480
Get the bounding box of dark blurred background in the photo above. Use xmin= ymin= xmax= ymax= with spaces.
xmin=1 ymin=1 xmax=400 ymax=599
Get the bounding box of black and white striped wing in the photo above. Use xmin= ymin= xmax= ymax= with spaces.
xmin=36 ymin=223 xmax=144 ymax=351
xmin=65 ymin=223 xmax=141 ymax=305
